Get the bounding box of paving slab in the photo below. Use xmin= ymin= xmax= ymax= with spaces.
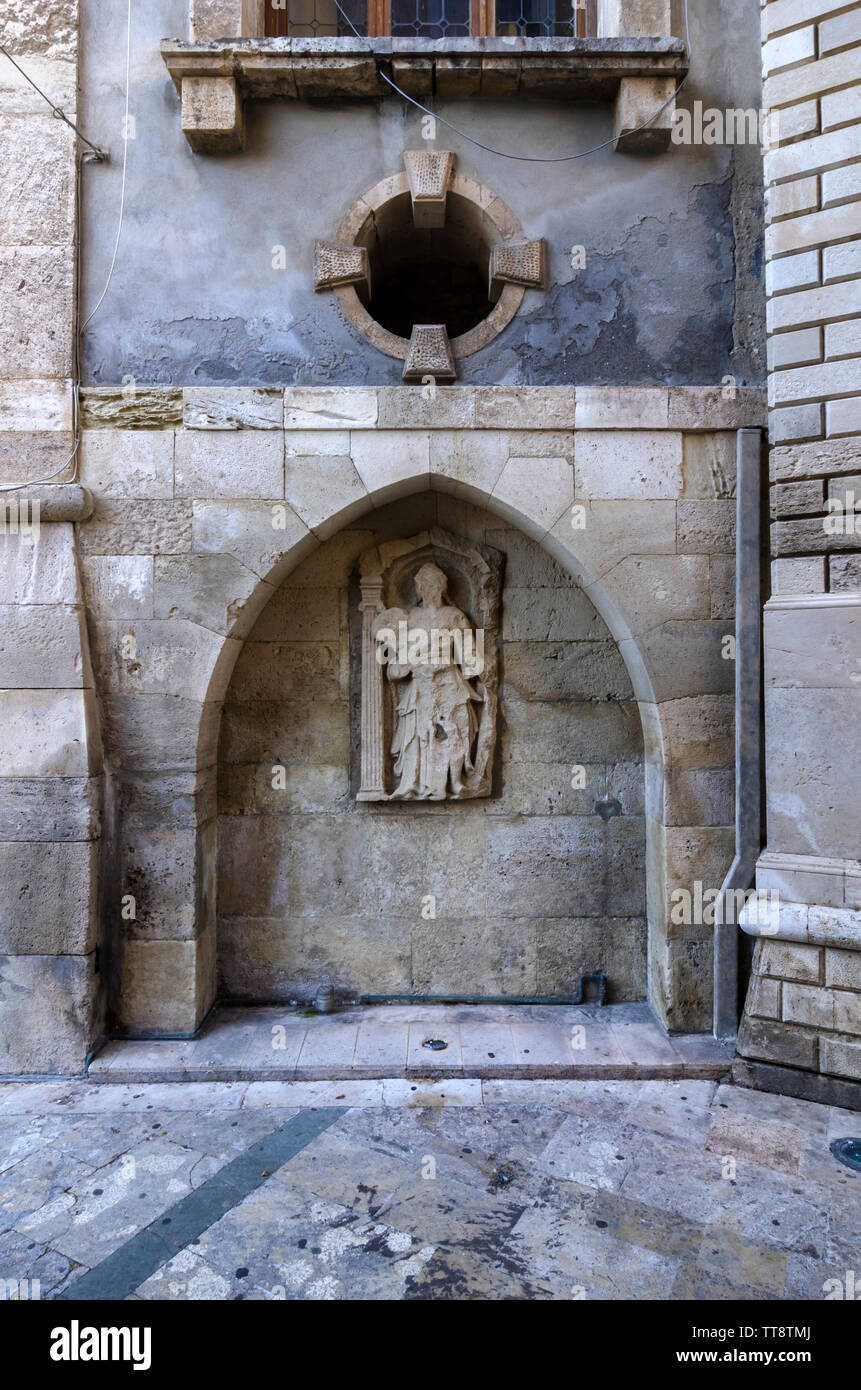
xmin=0 ymin=1077 xmax=856 ymax=1302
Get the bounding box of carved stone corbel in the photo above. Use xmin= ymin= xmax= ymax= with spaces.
xmin=313 ymin=241 xmax=371 ymax=299
xmin=489 ymin=239 xmax=545 ymax=300
xmin=181 ymin=75 xmax=245 ymax=153
xmin=402 ymin=326 xmax=457 ymax=384
xmin=403 ymin=150 xmax=456 ymax=229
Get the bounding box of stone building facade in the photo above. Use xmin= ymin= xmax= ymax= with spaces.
xmin=733 ymin=0 xmax=861 ymax=1110
xmin=0 ymin=0 xmax=857 ymax=1102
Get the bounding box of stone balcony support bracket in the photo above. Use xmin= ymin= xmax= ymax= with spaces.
xmin=161 ymin=38 xmax=687 ymax=154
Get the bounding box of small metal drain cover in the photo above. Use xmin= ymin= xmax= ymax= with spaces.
xmin=422 ymin=1038 xmax=448 ymax=1051
xmin=831 ymin=1137 xmax=861 ymax=1172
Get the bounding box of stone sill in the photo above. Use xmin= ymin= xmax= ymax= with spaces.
xmin=161 ymin=36 xmax=687 ymax=102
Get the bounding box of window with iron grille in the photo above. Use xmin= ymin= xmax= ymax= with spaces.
xmin=264 ymin=0 xmax=598 ymax=38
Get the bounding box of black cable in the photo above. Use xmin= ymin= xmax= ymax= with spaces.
xmin=329 ymin=0 xmax=692 ymax=164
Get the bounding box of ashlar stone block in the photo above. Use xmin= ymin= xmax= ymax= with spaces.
xmin=489 ymin=240 xmax=545 ymax=298
xmin=313 ymin=241 xmax=371 ymax=296
xmin=181 ymin=76 xmax=244 ymax=153
xmin=614 ymin=77 xmax=677 ymax=153
xmin=402 ymin=325 xmax=457 ymax=384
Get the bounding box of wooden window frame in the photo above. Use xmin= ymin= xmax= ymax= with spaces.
xmin=265 ymin=0 xmax=595 ymax=38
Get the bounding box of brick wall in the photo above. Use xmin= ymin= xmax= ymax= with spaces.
xmin=763 ymin=0 xmax=861 ymax=593
xmin=735 ymin=0 xmax=861 ymax=1107
xmin=742 ymin=937 xmax=861 ymax=1082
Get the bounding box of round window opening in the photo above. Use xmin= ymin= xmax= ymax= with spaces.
xmin=365 ymin=191 xmax=495 ymax=340
xmin=316 ymin=158 xmax=545 ymax=379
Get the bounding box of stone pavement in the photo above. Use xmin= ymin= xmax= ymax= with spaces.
xmin=0 ymin=1076 xmax=858 ymax=1301
xmin=87 ymin=1002 xmax=734 ymax=1082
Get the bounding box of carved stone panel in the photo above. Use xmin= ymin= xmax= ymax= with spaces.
xmin=402 ymin=325 xmax=456 ymax=383
xmin=357 ymin=527 xmax=502 ymax=802
xmin=488 ymin=239 xmax=546 ymax=298
xmin=313 ymin=240 xmax=371 ymax=296
xmin=403 ymin=149 xmax=456 ymax=228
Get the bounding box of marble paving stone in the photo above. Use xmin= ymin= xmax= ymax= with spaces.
xmin=705 ymin=1107 xmax=809 ymax=1177
xmin=236 ymin=1021 xmax=308 ymax=1078
xmin=509 ymin=1022 xmax=575 ymax=1071
xmin=509 ymin=1204 xmax=682 ymax=1299
xmin=824 ymin=1184 xmax=861 ymax=1269
xmin=610 ymin=1021 xmax=681 ymax=1068
xmin=628 ymin=1080 xmax=719 ymax=1147
xmin=270 ymin=1131 xmax=418 ymax=1215
xmin=0 ymin=1147 xmax=93 ymax=1235
xmin=380 ymin=1079 xmax=483 ymax=1106
xmin=13 ymin=1138 xmax=222 ymax=1267
xmin=406 ymin=1023 xmax=464 ymax=1077
xmin=694 ymin=1226 xmax=790 ymax=1298
xmin=84 ymin=1003 xmax=737 ymax=1082
xmin=352 ymin=1022 xmax=410 ymax=1074
xmin=0 ymin=1227 xmax=84 ymax=1298
xmin=296 ymin=1025 xmax=361 ymax=1079
xmin=0 ymin=1076 xmax=857 ymax=1302
xmin=457 ymin=1022 xmax=517 ymax=1072
xmin=536 ymin=1112 xmax=637 ymax=1193
xmin=242 ymin=1080 xmax=384 ymax=1108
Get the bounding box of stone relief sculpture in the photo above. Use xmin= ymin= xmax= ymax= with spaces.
xmin=357 ymin=529 xmax=502 ymax=802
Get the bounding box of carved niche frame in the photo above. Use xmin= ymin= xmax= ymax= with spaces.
xmin=356 ymin=527 xmax=503 ymax=802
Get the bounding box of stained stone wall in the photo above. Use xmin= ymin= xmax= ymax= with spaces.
xmin=217 ymin=494 xmax=647 ymax=1003
xmin=66 ymin=384 xmax=762 ymax=1047
xmin=0 ymin=0 xmax=107 ymax=1076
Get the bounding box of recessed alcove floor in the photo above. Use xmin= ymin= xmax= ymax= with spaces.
xmin=88 ymin=1003 xmax=734 ymax=1083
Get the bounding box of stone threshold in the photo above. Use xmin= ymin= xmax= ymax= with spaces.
xmin=87 ymin=1002 xmax=734 ymax=1084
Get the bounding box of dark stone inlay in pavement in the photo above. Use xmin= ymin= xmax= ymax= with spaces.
xmin=54 ymin=1107 xmax=347 ymax=1302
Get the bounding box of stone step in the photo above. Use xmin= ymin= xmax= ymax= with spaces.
xmin=87 ymin=1002 xmax=735 ymax=1084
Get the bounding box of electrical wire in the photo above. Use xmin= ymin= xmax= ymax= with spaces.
xmin=0 ymin=44 xmax=106 ymax=159
xmin=332 ymin=0 xmax=692 ymax=164
xmin=81 ymin=0 xmax=132 ymax=329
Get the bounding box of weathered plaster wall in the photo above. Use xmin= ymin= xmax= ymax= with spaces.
xmin=217 ymin=493 xmax=647 ymax=1003
xmin=79 ymin=0 xmax=765 ymax=388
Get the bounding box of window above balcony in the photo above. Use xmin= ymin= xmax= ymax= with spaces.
xmin=164 ymin=0 xmax=686 ymax=152
xmin=262 ymin=0 xmax=599 ymax=40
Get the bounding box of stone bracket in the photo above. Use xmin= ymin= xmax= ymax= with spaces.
xmin=402 ymin=326 xmax=457 ymax=384
xmin=181 ymin=75 xmax=245 ymax=153
xmin=489 ymin=239 xmax=546 ymax=300
xmin=613 ymin=75 xmax=677 ymax=152
xmin=403 ymin=150 xmax=456 ymax=229
xmin=314 ymin=241 xmax=371 ymax=298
